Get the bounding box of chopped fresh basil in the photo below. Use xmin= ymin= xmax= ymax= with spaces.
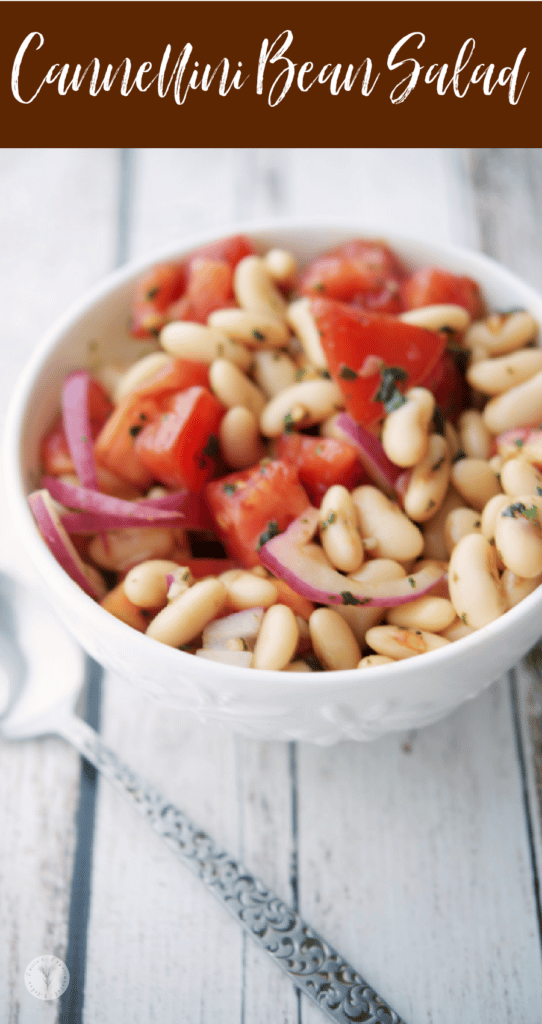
xmin=374 ymin=365 xmax=408 ymax=414
xmin=339 ymin=364 xmax=358 ymax=380
xmin=257 ymin=521 xmax=280 ymax=549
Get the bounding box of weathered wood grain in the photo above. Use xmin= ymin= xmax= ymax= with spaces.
xmin=0 ymin=149 xmax=119 ymax=1023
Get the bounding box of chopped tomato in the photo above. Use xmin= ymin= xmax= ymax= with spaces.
xmin=275 ymin=433 xmax=365 ymax=503
xmin=418 ymin=350 xmax=468 ymax=423
xmin=130 ymin=235 xmax=255 ymax=339
xmin=167 ymin=258 xmax=235 ymax=325
xmin=181 ymin=557 xmax=237 ymax=579
xmin=401 ymin=267 xmax=484 ymax=319
xmin=311 ymin=297 xmax=447 ymax=428
xmin=94 ymin=393 xmax=164 ymax=488
xmin=135 ymin=386 xmax=224 ymax=492
xmin=205 ymin=460 xmax=310 ymax=568
xmin=133 ymin=357 xmax=209 ymax=399
xmin=299 ymin=239 xmax=406 ymax=314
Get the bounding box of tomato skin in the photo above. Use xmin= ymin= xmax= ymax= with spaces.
xmin=167 ymin=258 xmax=234 ymax=325
xmin=300 ymin=239 xmax=406 ymax=314
xmin=205 ymin=460 xmax=310 ymax=568
xmin=130 ymin=262 xmax=187 ymax=338
xmin=135 ymin=386 xmax=224 ymax=492
xmin=311 ymin=297 xmax=447 ymax=427
xmin=275 ymin=433 xmax=365 ymax=504
xmin=401 ymin=267 xmax=484 ymax=319
xmin=133 ymin=357 xmax=209 ymax=399
xmin=94 ymin=394 xmax=164 ymax=488
xmin=418 ymin=350 xmax=468 ymax=423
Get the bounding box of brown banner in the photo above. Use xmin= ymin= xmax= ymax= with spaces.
xmin=1 ymin=2 xmax=540 ymax=146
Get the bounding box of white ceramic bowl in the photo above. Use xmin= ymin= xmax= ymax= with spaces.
xmin=5 ymin=223 xmax=542 ymax=744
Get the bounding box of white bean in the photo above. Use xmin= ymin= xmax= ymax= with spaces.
xmin=464 ymin=310 xmax=537 ymax=356
xmin=386 ymin=596 xmax=456 ymax=633
xmin=399 ymin=303 xmax=470 ymax=331
xmin=440 ymin=618 xmax=475 ymax=642
xmin=483 ymin=370 xmax=542 ymax=433
xmin=480 ymin=493 xmax=511 ymax=541
xmin=309 ymin=608 xmax=361 ymax=670
xmin=466 ymin=348 xmax=542 ymax=396
xmin=500 ymin=455 xmax=542 ymax=497
xmin=263 ymin=248 xmax=297 ymax=284
xmin=252 ymin=604 xmax=299 ymax=670
xmin=444 ymin=507 xmax=482 ymax=556
xmin=381 ymin=388 xmax=434 ymax=468
xmin=219 ymin=569 xmax=278 ymax=610
xmin=260 ymin=379 xmax=344 ymax=437
xmin=365 ymin=624 xmax=450 ymax=660
xmin=251 ymin=349 xmax=298 ymax=399
xmin=319 ymin=485 xmax=364 ymax=574
xmin=451 ymin=457 xmax=502 ymax=512
xmin=286 ymin=298 xmax=328 ymax=369
xmin=146 ymin=578 xmax=227 ymax=648
xmin=403 ymin=434 xmax=451 ymax=522
xmin=234 ymin=255 xmax=288 ymax=319
xmin=494 ymin=496 xmax=542 ymax=579
xmin=209 ymin=359 xmax=265 ymax=419
xmin=357 ymin=655 xmax=396 ymax=668
xmin=124 ymin=560 xmax=192 ymax=608
xmin=448 ymin=533 xmax=505 ymax=628
xmin=218 ymin=406 xmax=265 ymax=469
xmin=351 ymin=486 xmax=424 ymax=561
xmin=457 ymin=410 xmax=492 ymax=461
xmin=160 ymin=321 xmax=252 ymax=370
xmin=113 ymin=352 xmax=171 ymax=404
xmin=421 ymin=486 xmax=465 ymax=561
xmin=208 ymin=308 xmax=289 ymax=348
xmin=501 ymin=568 xmax=542 ymax=609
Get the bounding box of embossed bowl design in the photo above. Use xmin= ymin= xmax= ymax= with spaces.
xmin=5 ymin=223 xmax=542 ymax=743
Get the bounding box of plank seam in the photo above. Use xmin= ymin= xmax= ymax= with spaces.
xmin=510 ymin=667 xmax=542 ymax=959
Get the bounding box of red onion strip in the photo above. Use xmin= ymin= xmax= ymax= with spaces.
xmin=335 ymin=413 xmax=400 ymax=498
xmin=61 ymin=371 xmax=100 ymax=491
xmin=28 ymin=490 xmax=104 ymax=600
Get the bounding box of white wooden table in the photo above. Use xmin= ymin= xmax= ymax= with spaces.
xmin=1 ymin=149 xmax=542 ymax=1024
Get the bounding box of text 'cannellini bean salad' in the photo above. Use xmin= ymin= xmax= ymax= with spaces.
xmin=30 ymin=234 xmax=542 ymax=671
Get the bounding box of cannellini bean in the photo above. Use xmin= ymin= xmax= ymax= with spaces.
xmin=351 ymin=486 xmax=424 ymax=562
xmin=357 ymin=655 xmax=396 ymax=668
xmin=444 ymin=421 xmax=462 ymax=460
xmin=89 ymin=527 xmax=175 ymax=572
xmin=448 ymin=533 xmax=505 ymax=628
xmin=444 ymin=507 xmax=482 ymax=556
xmin=483 ymin=370 xmax=542 ymax=433
xmin=334 ymin=559 xmax=406 ymax=642
xmin=489 ymin=454 xmax=503 ymax=476
xmin=113 ymin=352 xmax=171 ymax=404
xmin=251 ymin=349 xmax=298 ymax=398
xmin=464 ymin=310 xmax=537 ymax=356
xmin=286 ymin=298 xmax=328 ymax=369
xmin=381 ymin=388 xmax=435 ymax=467
xmin=208 ymin=308 xmax=289 ymax=348
xmin=260 ymin=378 xmax=344 ymax=437
xmin=160 ymin=321 xmax=252 ymax=370
xmin=451 ymin=457 xmax=502 ymax=511
xmin=309 ymin=608 xmax=361 ymax=670
xmin=365 ymin=624 xmax=450 ymax=660
xmin=466 ymin=348 xmax=542 ymax=396
xmin=480 ymin=493 xmax=511 ymax=540
xmin=146 ymin=578 xmax=227 ymax=647
xmin=399 ymin=303 xmax=470 ymax=331
xmin=101 ymin=583 xmax=150 ymax=632
xmin=123 ymin=560 xmax=192 ymax=608
xmin=440 ymin=618 xmax=475 ymax=642
xmin=457 ymin=410 xmax=492 ymax=461
xmin=494 ymin=496 xmax=542 ymax=578
xmin=219 ymin=569 xmax=279 ymax=610
xmin=421 ymin=486 xmax=465 ymax=561
xmin=386 ymin=596 xmax=456 ymax=633
xmin=263 ymin=248 xmax=298 ymax=284
xmin=233 ymin=255 xmax=287 ymax=319
xmin=403 ymin=434 xmax=451 ymax=522
xmin=501 ymin=568 xmax=542 ymax=609
xmin=500 ymin=455 xmax=542 ymax=497
xmin=195 ymin=648 xmax=253 ymax=667
xmin=252 ymin=604 xmax=299 ymax=670
xmin=209 ymin=359 xmax=265 ymax=419
xmin=218 ymin=406 xmax=265 ymax=469
xmin=319 ymin=485 xmax=364 ymax=573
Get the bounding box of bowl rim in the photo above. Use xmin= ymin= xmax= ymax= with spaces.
xmin=5 ymin=217 xmax=542 ymax=692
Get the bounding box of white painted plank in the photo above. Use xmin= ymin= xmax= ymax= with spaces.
xmin=0 ymin=148 xmax=118 ymax=1021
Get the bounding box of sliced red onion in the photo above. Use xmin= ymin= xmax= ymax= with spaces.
xmin=43 ymin=477 xmax=185 ymax=527
xmin=139 ymin=491 xmax=215 ymax=531
xmin=336 ymin=413 xmax=400 ymax=498
xmin=61 ymin=371 xmax=99 ymax=491
xmin=28 ymin=490 xmax=105 ymax=600
xmin=259 ymin=507 xmax=444 ymax=608
xmin=202 ymin=607 xmax=264 ymax=647
xmin=60 ymin=510 xmax=185 ymax=533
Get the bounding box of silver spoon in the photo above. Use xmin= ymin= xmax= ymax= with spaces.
xmin=0 ymin=572 xmax=406 ymax=1024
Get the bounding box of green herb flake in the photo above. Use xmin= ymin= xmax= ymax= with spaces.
xmin=146 ymin=286 xmax=160 ymax=301
xmin=252 ymin=329 xmax=265 ymax=342
xmin=501 ymin=501 xmax=538 ymax=524
xmin=341 ymin=591 xmax=369 ymax=606
xmin=452 ymin=449 xmax=466 ymax=464
xmin=339 ymin=364 xmax=358 ymax=381
xmin=320 ymin=368 xmax=331 ymax=379
xmin=80 ymin=434 xmax=88 ymax=445
xmin=408 ymin=576 xmax=416 ymax=588
xmin=284 ymin=412 xmax=294 ymax=433
xmin=129 ymin=424 xmax=143 ymax=438
xmin=295 ymin=368 xmax=306 ymax=381
xmin=461 ymin=613 xmax=468 ymax=626
xmin=374 ymin=365 xmax=408 ymax=415
xmin=515 ymin=438 xmax=524 ymax=448
xmin=320 ymin=511 xmax=337 ymax=532
xmin=257 ymin=521 xmax=280 ymax=550
xmin=432 ymin=456 xmax=445 ymax=473
xmin=313 ymin=282 xmax=325 ymax=293
xmin=223 ymin=482 xmax=237 ymax=495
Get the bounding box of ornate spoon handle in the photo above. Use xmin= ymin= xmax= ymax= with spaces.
xmin=59 ymin=714 xmax=407 ymax=1024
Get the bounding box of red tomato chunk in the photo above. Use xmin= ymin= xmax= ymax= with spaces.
xmin=299 ymin=239 xmax=406 ymax=315
xmin=205 ymin=460 xmax=310 ymax=568
xmin=135 ymin=386 xmax=224 ymax=491
xmin=275 ymin=433 xmax=366 ymax=503
xmin=401 ymin=266 xmax=484 ymax=320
